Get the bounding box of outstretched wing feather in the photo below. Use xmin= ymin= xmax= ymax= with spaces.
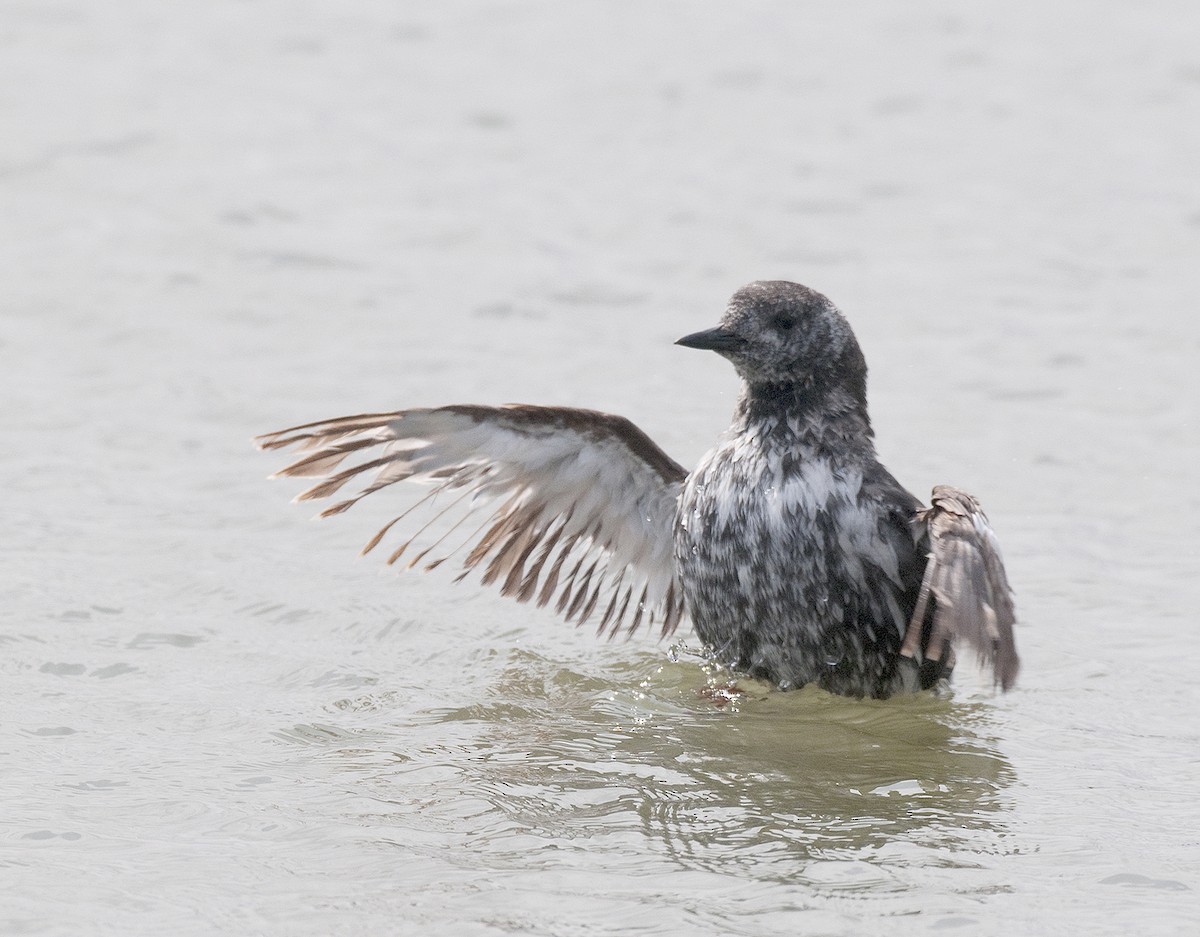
xmin=256 ymin=404 xmax=688 ymax=637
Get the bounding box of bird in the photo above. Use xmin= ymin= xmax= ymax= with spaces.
xmin=256 ymin=280 xmax=1018 ymax=699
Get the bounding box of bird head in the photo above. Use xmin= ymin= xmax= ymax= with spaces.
xmin=676 ymin=280 xmax=865 ymax=392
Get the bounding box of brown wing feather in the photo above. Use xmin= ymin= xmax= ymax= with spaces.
xmin=906 ymin=485 xmax=1019 ymax=690
xmin=256 ymin=404 xmax=687 ymax=638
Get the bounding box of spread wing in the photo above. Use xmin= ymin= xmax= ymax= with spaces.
xmin=900 ymin=485 xmax=1020 ymax=690
xmin=255 ymin=404 xmax=688 ymax=638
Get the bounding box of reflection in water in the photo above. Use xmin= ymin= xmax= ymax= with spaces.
xmin=334 ymin=647 xmax=1016 ymax=905
xmin=627 ymin=684 xmax=1014 ymax=876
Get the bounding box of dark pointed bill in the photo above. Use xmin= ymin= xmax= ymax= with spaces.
xmin=675 ymin=327 xmax=745 ymax=352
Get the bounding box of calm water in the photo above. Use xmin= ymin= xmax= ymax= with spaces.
xmin=4 ymin=2 xmax=1199 ymax=934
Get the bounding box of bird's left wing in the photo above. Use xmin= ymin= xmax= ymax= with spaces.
xmin=255 ymin=404 xmax=688 ymax=637
xmin=901 ymin=485 xmax=1020 ymax=690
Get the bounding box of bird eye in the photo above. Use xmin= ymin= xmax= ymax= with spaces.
xmin=772 ymin=314 xmax=796 ymax=331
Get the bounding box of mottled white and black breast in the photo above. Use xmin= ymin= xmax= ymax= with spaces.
xmin=674 ymin=436 xmax=923 ymax=697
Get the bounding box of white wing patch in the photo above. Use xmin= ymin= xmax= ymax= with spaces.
xmin=256 ymin=405 xmax=688 ymax=638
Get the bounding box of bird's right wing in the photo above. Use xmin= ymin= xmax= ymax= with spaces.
xmin=255 ymin=404 xmax=688 ymax=638
xmin=901 ymin=485 xmax=1020 ymax=690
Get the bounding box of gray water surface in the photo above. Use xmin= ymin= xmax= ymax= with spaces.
xmin=4 ymin=2 xmax=1199 ymax=935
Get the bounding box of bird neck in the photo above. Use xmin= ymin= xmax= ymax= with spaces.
xmin=732 ymin=377 xmax=875 ymax=459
